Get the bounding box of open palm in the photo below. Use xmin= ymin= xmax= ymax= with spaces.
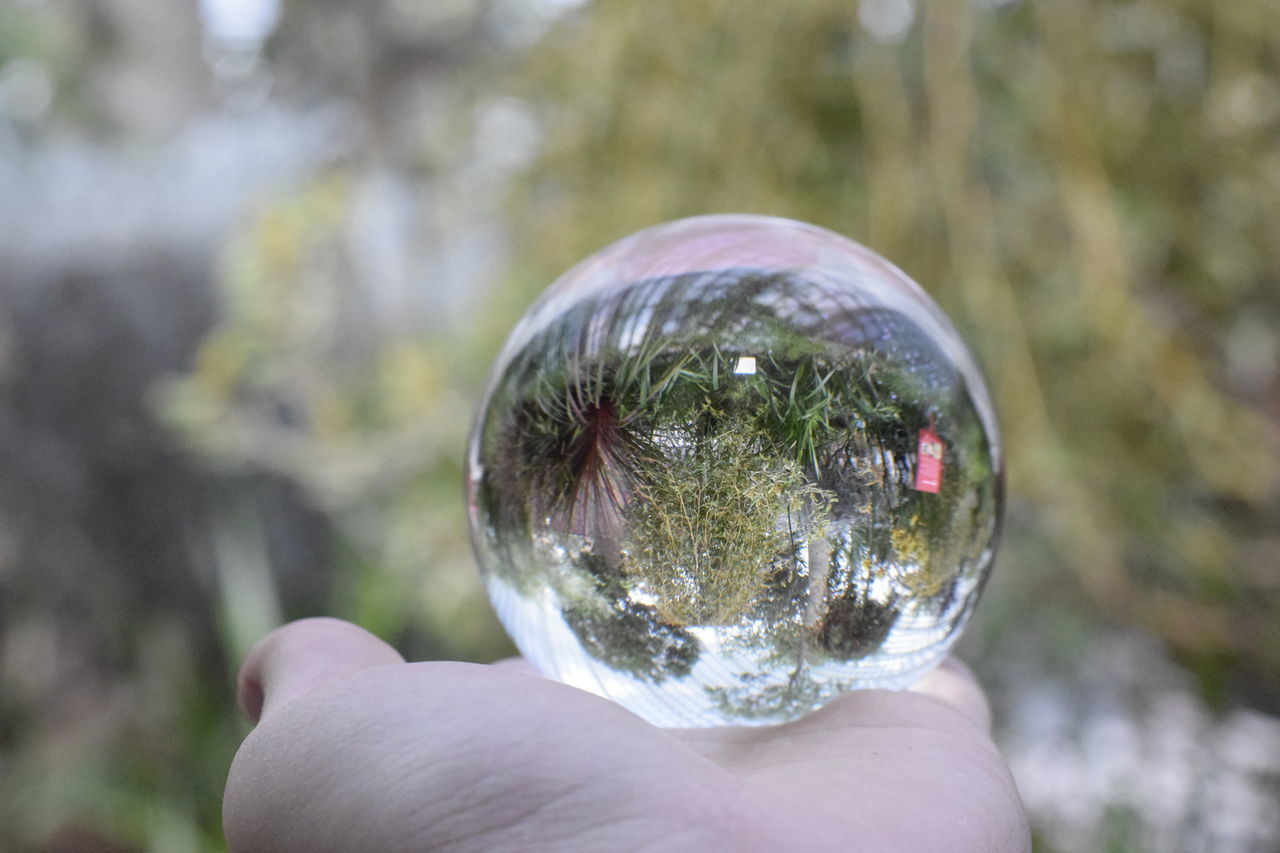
xmin=224 ymin=619 xmax=1029 ymax=852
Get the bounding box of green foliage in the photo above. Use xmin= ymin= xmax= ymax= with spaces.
xmin=706 ymin=670 xmax=829 ymax=723
xmin=508 ymin=0 xmax=1280 ymax=686
xmin=816 ymin=591 xmax=902 ymax=661
xmin=622 ymin=418 xmax=832 ymax=626
xmin=560 ymin=563 xmax=700 ymax=682
xmin=11 ymin=0 xmax=1269 ymax=847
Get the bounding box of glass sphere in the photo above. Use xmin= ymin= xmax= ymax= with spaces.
xmin=467 ymin=214 xmax=1003 ymax=727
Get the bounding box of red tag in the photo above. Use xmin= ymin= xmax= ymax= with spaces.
xmin=914 ymin=428 xmax=943 ymax=493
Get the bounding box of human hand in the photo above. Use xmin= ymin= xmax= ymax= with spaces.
xmin=224 ymin=618 xmax=1030 ymax=852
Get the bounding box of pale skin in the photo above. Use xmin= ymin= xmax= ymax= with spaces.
xmin=224 ymin=618 xmax=1031 ymax=852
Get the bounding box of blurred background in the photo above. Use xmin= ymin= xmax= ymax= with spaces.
xmin=0 ymin=0 xmax=1277 ymax=849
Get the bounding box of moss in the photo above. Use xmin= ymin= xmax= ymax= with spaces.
xmin=622 ymin=418 xmax=834 ymax=626
xmin=891 ymin=522 xmax=952 ymax=599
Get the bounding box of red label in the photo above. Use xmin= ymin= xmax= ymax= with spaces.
xmin=914 ymin=428 xmax=943 ymax=493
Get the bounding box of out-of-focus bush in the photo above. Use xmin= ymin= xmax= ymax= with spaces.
xmin=162 ymin=174 xmax=512 ymax=664
xmin=172 ymin=0 xmax=1280 ymax=703
xmin=6 ymin=0 xmax=1277 ymax=850
xmin=509 ymin=0 xmax=1280 ymax=702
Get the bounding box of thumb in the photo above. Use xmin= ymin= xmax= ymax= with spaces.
xmin=236 ymin=617 xmax=405 ymax=724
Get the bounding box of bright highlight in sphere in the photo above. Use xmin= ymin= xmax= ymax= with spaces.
xmin=467 ymin=215 xmax=1003 ymax=727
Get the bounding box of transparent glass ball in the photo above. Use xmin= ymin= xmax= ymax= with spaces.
xmin=467 ymin=215 xmax=1003 ymax=727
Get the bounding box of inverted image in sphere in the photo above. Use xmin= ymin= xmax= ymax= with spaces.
xmin=467 ymin=214 xmax=1003 ymax=727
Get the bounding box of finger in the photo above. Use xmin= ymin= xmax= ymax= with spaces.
xmin=679 ymin=658 xmax=994 ymax=768
xmin=236 ymin=617 xmax=404 ymax=724
xmin=490 ymin=655 xmax=544 ymax=676
xmin=227 ymin=657 xmax=761 ymax=852
xmin=728 ymin=656 xmax=994 ymax=748
xmin=907 ymin=656 xmax=992 ymax=732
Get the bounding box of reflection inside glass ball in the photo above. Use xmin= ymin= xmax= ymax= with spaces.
xmin=467 ymin=215 xmax=1003 ymax=727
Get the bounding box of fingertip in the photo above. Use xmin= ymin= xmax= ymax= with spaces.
xmin=237 ymin=617 xmax=405 ymax=724
xmin=907 ymin=657 xmax=993 ymax=732
xmin=236 ymin=665 xmax=265 ymax=723
xmin=490 ymin=656 xmax=544 ymax=677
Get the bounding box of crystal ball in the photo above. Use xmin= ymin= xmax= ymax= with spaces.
xmin=466 ymin=214 xmax=1003 ymax=727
